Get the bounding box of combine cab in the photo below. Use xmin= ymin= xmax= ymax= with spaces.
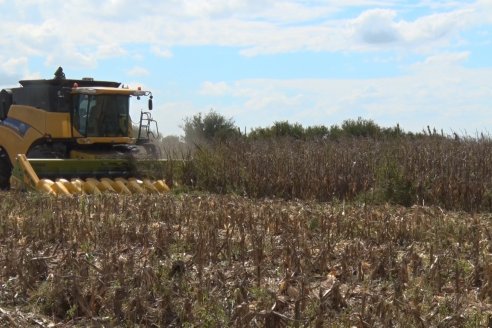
xmin=0 ymin=67 xmax=170 ymax=195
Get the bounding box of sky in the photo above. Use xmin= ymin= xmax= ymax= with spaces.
xmin=0 ymin=0 xmax=491 ymax=137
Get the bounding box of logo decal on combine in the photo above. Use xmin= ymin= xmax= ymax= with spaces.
xmin=0 ymin=118 xmax=30 ymax=136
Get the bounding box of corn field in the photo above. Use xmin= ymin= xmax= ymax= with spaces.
xmin=180 ymin=136 xmax=492 ymax=212
xmin=2 ymin=192 xmax=492 ymax=327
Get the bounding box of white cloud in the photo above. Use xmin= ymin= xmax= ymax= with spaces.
xmin=345 ymin=7 xmax=477 ymax=53
xmin=43 ymin=43 xmax=98 ymax=69
xmin=0 ymin=0 xmax=485 ymax=65
xmin=477 ymin=0 xmax=492 ymax=24
xmin=0 ymin=56 xmax=31 ymax=85
xmin=97 ymin=43 xmax=127 ymax=58
xmin=420 ymin=51 xmax=470 ymax=66
xmin=0 ymin=57 xmax=28 ymax=76
xmin=195 ymin=54 xmax=492 ymax=133
xmin=399 ymin=9 xmax=474 ymax=42
xmin=181 ymin=0 xmax=256 ymax=18
xmin=127 ymin=66 xmax=150 ymax=77
xmin=199 ymin=81 xmax=231 ymax=96
xmin=243 ymin=90 xmax=303 ymax=111
xmin=352 ymin=9 xmax=401 ymax=44
xmin=150 ymin=46 xmax=173 ymax=58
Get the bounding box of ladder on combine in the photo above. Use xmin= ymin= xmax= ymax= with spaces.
xmin=137 ymin=111 xmax=159 ymax=142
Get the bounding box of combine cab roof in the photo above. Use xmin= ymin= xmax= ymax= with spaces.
xmin=18 ymin=66 xmax=120 ymax=88
xmin=6 ymin=67 xmax=125 ymax=113
xmin=18 ymin=78 xmax=120 ymax=88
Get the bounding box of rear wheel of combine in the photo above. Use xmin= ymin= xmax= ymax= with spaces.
xmin=0 ymin=151 xmax=11 ymax=190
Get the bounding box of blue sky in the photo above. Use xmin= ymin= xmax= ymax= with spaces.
xmin=0 ymin=0 xmax=491 ymax=136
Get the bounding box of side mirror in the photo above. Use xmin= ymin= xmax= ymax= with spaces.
xmin=148 ymin=96 xmax=153 ymax=110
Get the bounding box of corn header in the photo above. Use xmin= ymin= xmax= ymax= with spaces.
xmin=0 ymin=67 xmax=170 ymax=195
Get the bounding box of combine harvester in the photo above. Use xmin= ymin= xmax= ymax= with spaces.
xmin=0 ymin=67 xmax=170 ymax=195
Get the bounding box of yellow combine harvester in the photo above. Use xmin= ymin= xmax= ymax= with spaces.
xmin=0 ymin=67 xmax=170 ymax=195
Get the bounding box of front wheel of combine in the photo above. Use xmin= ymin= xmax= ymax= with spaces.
xmin=0 ymin=151 xmax=12 ymax=190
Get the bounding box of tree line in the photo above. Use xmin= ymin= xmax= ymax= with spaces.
xmin=179 ymin=109 xmax=446 ymax=144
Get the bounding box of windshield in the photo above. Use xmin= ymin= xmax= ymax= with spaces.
xmin=73 ymin=94 xmax=130 ymax=137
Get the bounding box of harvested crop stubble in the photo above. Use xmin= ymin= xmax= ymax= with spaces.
xmin=1 ymin=193 xmax=492 ymax=326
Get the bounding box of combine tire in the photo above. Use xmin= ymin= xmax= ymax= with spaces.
xmin=0 ymin=151 xmax=11 ymax=190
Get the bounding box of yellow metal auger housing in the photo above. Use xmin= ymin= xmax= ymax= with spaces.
xmin=10 ymin=154 xmax=170 ymax=196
